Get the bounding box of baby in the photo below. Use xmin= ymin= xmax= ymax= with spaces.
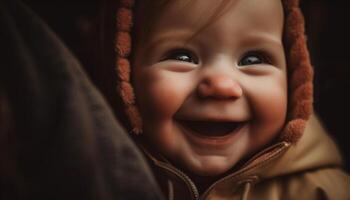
xmin=115 ymin=0 xmax=350 ymax=199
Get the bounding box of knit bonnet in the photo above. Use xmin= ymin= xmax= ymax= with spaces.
xmin=115 ymin=0 xmax=313 ymax=144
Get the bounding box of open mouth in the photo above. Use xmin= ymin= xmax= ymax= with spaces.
xmin=176 ymin=119 xmax=245 ymax=138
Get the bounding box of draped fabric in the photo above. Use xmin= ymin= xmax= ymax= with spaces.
xmin=0 ymin=0 xmax=163 ymax=199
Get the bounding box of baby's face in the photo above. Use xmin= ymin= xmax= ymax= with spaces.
xmin=133 ymin=0 xmax=287 ymax=176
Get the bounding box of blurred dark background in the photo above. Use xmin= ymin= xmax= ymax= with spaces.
xmin=22 ymin=0 xmax=350 ymax=172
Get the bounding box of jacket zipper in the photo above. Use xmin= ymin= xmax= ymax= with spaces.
xmin=139 ymin=146 xmax=199 ymax=200
xmin=157 ymin=162 xmax=200 ymax=200
xmin=200 ymin=142 xmax=290 ymax=199
xmin=142 ymin=142 xmax=289 ymax=200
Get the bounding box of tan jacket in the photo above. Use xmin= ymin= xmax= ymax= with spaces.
xmin=144 ymin=115 xmax=350 ymax=200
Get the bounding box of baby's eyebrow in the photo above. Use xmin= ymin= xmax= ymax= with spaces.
xmin=144 ymin=30 xmax=284 ymax=55
xmin=239 ymin=32 xmax=283 ymax=47
xmin=145 ymin=31 xmax=195 ymax=50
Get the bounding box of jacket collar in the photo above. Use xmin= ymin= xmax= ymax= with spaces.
xmin=140 ymin=115 xmax=343 ymax=200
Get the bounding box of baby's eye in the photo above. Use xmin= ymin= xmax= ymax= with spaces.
xmin=162 ymin=50 xmax=199 ymax=64
xmin=238 ymin=53 xmax=269 ymax=66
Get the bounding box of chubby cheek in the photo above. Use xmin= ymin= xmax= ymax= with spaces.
xmin=132 ymin=68 xmax=196 ymax=150
xmin=256 ymin=85 xmax=287 ymax=124
xmin=246 ymin=74 xmax=287 ymax=145
xmin=133 ymin=68 xmax=192 ymax=120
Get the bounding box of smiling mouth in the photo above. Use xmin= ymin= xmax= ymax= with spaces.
xmin=176 ymin=119 xmax=245 ymax=137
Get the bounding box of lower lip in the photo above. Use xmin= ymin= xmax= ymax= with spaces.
xmin=177 ymin=121 xmax=247 ymax=148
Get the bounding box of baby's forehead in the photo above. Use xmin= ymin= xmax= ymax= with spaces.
xmin=136 ymin=0 xmax=284 ymax=52
xmin=135 ymin=0 xmax=284 ymax=42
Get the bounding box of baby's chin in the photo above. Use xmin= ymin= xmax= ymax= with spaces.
xmin=175 ymin=154 xmax=241 ymax=177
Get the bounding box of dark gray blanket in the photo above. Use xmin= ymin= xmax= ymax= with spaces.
xmin=0 ymin=0 xmax=163 ymax=199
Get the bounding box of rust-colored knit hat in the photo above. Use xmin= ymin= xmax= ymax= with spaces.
xmin=115 ymin=0 xmax=313 ymax=144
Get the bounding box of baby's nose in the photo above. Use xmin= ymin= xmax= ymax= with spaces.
xmin=197 ymin=74 xmax=242 ymax=99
